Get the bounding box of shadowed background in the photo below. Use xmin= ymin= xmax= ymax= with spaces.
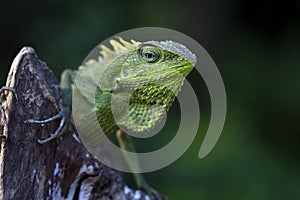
xmin=1 ymin=0 xmax=299 ymax=199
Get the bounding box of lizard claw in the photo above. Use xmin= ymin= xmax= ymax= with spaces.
xmin=25 ymin=100 xmax=71 ymax=144
xmin=0 ymin=86 xmax=17 ymax=140
xmin=36 ymin=112 xmax=68 ymax=144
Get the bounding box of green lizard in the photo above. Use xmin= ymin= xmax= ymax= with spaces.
xmin=25 ymin=37 xmax=196 ymax=199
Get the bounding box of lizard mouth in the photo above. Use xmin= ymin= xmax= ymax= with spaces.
xmin=171 ymin=63 xmax=194 ymax=77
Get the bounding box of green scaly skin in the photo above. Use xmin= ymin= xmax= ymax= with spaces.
xmin=25 ymin=37 xmax=197 ymax=200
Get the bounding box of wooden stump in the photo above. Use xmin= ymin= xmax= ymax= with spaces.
xmin=0 ymin=47 xmax=155 ymax=200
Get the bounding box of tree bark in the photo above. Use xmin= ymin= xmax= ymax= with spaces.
xmin=0 ymin=47 xmax=155 ymax=200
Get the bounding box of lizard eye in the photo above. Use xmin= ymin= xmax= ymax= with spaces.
xmin=139 ymin=45 xmax=161 ymax=63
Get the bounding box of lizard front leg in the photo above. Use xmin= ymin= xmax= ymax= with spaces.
xmin=25 ymin=70 xmax=74 ymax=144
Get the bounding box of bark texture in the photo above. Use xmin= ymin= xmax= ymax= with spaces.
xmin=0 ymin=47 xmax=154 ymax=200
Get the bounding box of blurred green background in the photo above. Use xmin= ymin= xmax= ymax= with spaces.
xmin=1 ymin=0 xmax=299 ymax=199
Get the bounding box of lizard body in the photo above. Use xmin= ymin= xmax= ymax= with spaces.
xmin=66 ymin=37 xmax=196 ymax=136
xmin=26 ymin=37 xmax=197 ymax=199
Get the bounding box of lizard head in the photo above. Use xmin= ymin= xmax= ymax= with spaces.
xmin=94 ymin=37 xmax=197 ymax=134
